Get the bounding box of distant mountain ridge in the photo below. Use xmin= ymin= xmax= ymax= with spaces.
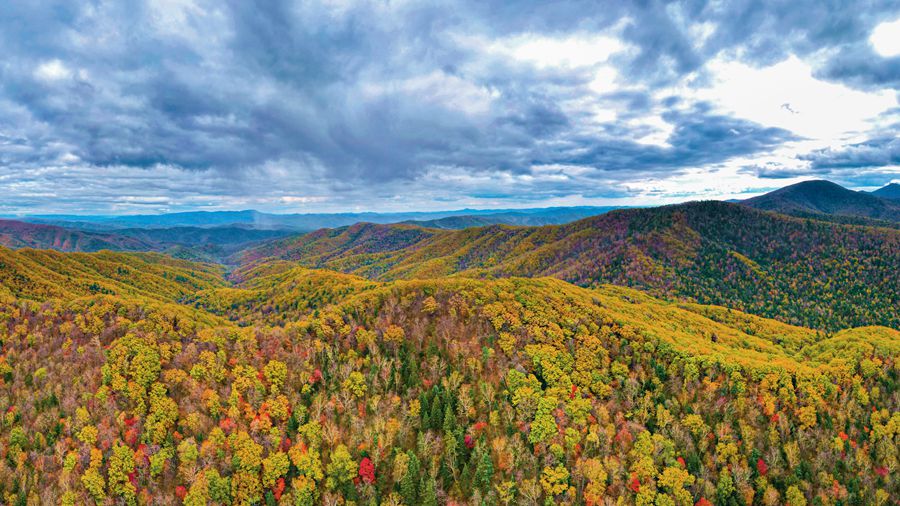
xmin=13 ymin=206 xmax=619 ymax=231
xmin=0 ymin=220 xmax=292 ymax=262
xmin=0 ymin=219 xmax=154 ymax=252
xmin=742 ymin=180 xmax=900 ymax=222
xmin=403 ymin=207 xmax=623 ymax=229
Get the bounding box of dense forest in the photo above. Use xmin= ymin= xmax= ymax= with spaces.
xmin=0 ymin=247 xmax=897 ymax=505
xmin=236 ymin=201 xmax=900 ymax=331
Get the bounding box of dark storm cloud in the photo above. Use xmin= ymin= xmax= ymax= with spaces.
xmin=739 ymin=164 xmax=813 ymax=179
xmin=802 ymin=136 xmax=900 ymax=171
xmin=0 ymin=0 xmax=897 ymax=212
xmin=558 ymin=105 xmax=796 ymax=176
xmin=818 ymin=47 xmax=900 ymax=90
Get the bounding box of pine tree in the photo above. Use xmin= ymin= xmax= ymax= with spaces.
xmin=401 ymin=451 xmax=420 ymax=505
xmin=475 ymin=445 xmax=494 ymax=494
xmin=420 ymin=474 xmax=438 ymax=506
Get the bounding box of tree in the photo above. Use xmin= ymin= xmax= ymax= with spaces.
xmin=580 ymin=458 xmax=607 ymax=505
xmin=343 ymin=371 xmax=368 ymax=398
xmin=541 ymin=464 xmax=569 ymax=498
xmin=383 ymin=324 xmax=405 ymax=344
xmin=81 ymin=448 xmax=106 ymax=504
xmin=420 ymin=473 xmax=438 ymax=506
xmin=109 ymin=442 xmax=137 ymax=505
xmin=401 ymin=451 xmax=420 ymax=505
xmin=230 ymin=431 xmax=263 ymax=506
xmin=326 ymin=444 xmax=357 ymax=492
xmin=657 ymin=466 xmax=695 ymax=506
xmin=529 ymin=395 xmax=558 ymax=445
xmin=786 ymin=486 xmax=807 ymax=506
xmin=263 ymin=360 xmax=288 ymax=394
xmin=358 ymin=457 xmax=376 ymax=485
xmin=262 ymin=451 xmax=290 ymax=488
xmin=183 ymin=471 xmax=210 ymax=506
xmin=475 ymin=446 xmax=494 ymax=493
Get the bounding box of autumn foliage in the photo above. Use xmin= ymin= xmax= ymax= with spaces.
xmin=0 ymin=246 xmax=896 ymax=505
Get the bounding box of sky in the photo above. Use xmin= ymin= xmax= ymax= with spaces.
xmin=0 ymin=0 xmax=899 ymax=214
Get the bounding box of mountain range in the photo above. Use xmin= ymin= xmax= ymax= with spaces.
xmin=1 ymin=179 xmax=898 ymax=331
xmin=0 ymin=220 xmax=292 ymax=262
xmin=235 ymin=199 xmax=900 ymax=331
xmin=13 ymin=206 xmax=619 ymax=232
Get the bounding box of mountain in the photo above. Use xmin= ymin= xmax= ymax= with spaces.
xmin=0 ymin=251 xmax=896 ymax=505
xmin=237 ymin=201 xmax=900 ymax=330
xmin=0 ymin=246 xmax=225 ymax=302
xmin=871 ymin=182 xmax=900 ymax=200
xmin=404 ymin=207 xmax=622 ymax=229
xmin=0 ymin=219 xmax=294 ymax=264
xmin=742 ymin=180 xmax=900 ymax=222
xmin=113 ymin=225 xmax=291 ymax=248
xmin=0 ymin=219 xmax=155 ymax=252
xmin=17 ymin=206 xmax=619 ymax=231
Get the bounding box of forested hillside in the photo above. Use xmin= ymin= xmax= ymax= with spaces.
xmin=0 ymin=247 xmax=225 ymax=302
xmin=0 ymin=250 xmax=897 ymax=505
xmin=236 ymin=201 xmax=900 ymax=331
xmin=0 ymin=220 xmax=154 ymax=253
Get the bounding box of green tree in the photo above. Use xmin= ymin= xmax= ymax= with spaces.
xmin=401 ymin=451 xmax=420 ymax=505
xmin=475 ymin=446 xmax=494 ymax=493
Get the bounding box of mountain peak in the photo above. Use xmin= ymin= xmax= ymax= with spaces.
xmin=872 ymin=182 xmax=900 ymax=200
xmin=743 ymin=180 xmax=900 ymax=222
xmin=768 ymin=179 xmax=850 ymax=194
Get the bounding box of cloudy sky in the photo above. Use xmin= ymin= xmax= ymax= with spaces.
xmin=1 ymin=0 xmax=899 ymax=214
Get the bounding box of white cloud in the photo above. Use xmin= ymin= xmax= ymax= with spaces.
xmin=502 ymin=34 xmax=626 ymax=68
xmin=34 ymin=60 xmax=72 ymax=81
xmin=870 ymin=18 xmax=900 ymax=57
xmin=690 ymin=56 xmax=896 ymax=142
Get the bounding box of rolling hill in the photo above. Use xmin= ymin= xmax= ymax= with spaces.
xmin=0 ymin=246 xmax=226 ymax=302
xmin=742 ymin=180 xmax=900 ymax=222
xmin=236 ymin=200 xmax=900 ymax=330
xmin=0 ymin=251 xmax=896 ymax=505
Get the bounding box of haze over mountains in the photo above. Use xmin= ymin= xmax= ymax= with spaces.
xmin=12 ymin=206 xmax=620 ymax=232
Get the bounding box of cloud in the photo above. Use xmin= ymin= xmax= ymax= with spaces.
xmin=802 ymin=136 xmax=900 ymax=170
xmin=34 ymin=60 xmax=73 ymax=82
xmin=870 ymin=18 xmax=900 ymax=57
xmin=0 ymin=0 xmax=898 ymax=213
